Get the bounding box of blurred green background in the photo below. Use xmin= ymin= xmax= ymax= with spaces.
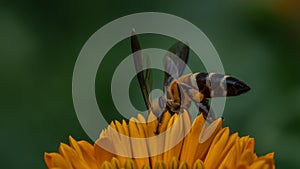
xmin=1 ymin=0 xmax=300 ymax=168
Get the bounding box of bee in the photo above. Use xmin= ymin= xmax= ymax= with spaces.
xmin=130 ymin=31 xmax=250 ymax=123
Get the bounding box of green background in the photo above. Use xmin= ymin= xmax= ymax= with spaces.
xmin=1 ymin=0 xmax=300 ymax=168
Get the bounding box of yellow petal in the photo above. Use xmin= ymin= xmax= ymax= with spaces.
xmin=245 ymin=138 xmax=255 ymax=153
xmin=110 ymin=121 xmax=116 ymax=130
xmin=215 ymin=132 xmax=239 ymax=167
xmin=253 ymin=153 xmax=275 ymax=169
xmin=193 ymin=159 xmax=205 ymax=169
xmin=111 ymin=157 xmax=121 ymax=169
xmin=59 ymin=143 xmax=89 ymax=169
xmin=169 ymin=157 xmax=179 ymax=169
xmin=78 ymin=140 xmax=98 ymax=169
xmin=163 ymin=114 xmax=184 ymax=162
xmin=236 ymin=164 xmax=248 ymax=169
xmin=44 ymin=152 xmax=71 ymax=169
xmin=94 ymin=137 xmax=115 ymax=168
xmin=181 ymin=110 xmax=192 ymax=135
xmin=100 ymin=129 xmax=107 ymax=138
xmin=69 ymin=136 xmax=83 ymax=159
xmin=199 ymin=118 xmax=223 ymax=143
xmin=124 ymin=159 xmax=137 ymax=169
xmin=106 ymin=121 xmax=126 ymax=160
xmin=239 ymin=136 xmax=254 ymax=152
xmin=146 ymin=112 xmax=162 ymax=166
xmin=194 ymin=118 xmax=222 ymax=160
xmin=114 ymin=120 xmax=132 ymax=165
xmin=158 ymin=111 xmax=172 ymax=133
xmin=155 ymin=160 xmax=167 ymax=169
xmin=101 ymin=161 xmax=113 ymax=169
xmin=122 ymin=119 xmax=132 ymax=156
xmin=204 ymin=127 xmax=230 ymax=169
xmin=146 ymin=111 xmax=159 ymax=137
xmin=142 ymin=163 xmax=151 ymax=169
xmin=44 ymin=111 xmax=276 ymax=169
xmin=239 ymin=149 xmax=255 ymax=166
xmin=129 ymin=118 xmax=150 ymax=169
xmin=178 ymin=161 xmax=189 ymax=169
xmin=122 ymin=119 xmax=130 ymax=136
xmin=249 ymin=160 xmax=271 ymax=169
xmin=218 ymin=142 xmax=239 ymax=169
xmin=137 ymin=114 xmax=148 ymax=133
xmin=180 ymin=114 xmax=205 ymax=166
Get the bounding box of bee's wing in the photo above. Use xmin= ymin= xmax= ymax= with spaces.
xmin=163 ymin=41 xmax=189 ymax=96
xmin=131 ymin=31 xmax=152 ymax=111
xmin=144 ymin=54 xmax=153 ymax=99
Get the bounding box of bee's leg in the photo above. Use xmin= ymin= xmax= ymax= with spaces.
xmin=154 ymin=97 xmax=179 ymax=135
xmin=177 ymin=82 xmax=218 ymax=122
xmin=161 ymin=85 xmax=181 ymax=114
xmin=156 ymin=96 xmax=178 ymax=115
xmin=166 ymin=99 xmax=180 ymax=115
xmin=195 ymin=101 xmax=209 ymax=120
xmin=195 ymin=99 xmax=217 ymax=123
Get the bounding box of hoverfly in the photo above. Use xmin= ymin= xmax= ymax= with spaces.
xmin=130 ymin=31 xmax=250 ymax=123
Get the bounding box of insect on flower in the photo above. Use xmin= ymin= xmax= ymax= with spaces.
xmin=131 ymin=30 xmax=250 ymax=124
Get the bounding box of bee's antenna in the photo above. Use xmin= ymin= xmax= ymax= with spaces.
xmin=131 ymin=28 xmax=136 ymax=35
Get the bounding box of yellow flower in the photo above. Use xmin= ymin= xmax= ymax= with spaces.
xmin=44 ymin=110 xmax=275 ymax=169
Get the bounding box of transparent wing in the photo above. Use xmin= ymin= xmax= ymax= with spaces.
xmin=163 ymin=41 xmax=190 ymax=97
xmin=131 ymin=30 xmax=152 ymax=111
xmin=144 ymin=54 xmax=153 ymax=99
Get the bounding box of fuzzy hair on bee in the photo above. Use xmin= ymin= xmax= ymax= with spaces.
xmin=131 ymin=30 xmax=250 ymax=124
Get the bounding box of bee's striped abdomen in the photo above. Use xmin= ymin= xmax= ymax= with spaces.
xmin=195 ymin=72 xmax=250 ymax=98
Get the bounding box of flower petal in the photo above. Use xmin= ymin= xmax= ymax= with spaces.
xmin=155 ymin=160 xmax=167 ymax=169
xmin=169 ymin=157 xmax=179 ymax=169
xmin=194 ymin=118 xmax=222 ymax=160
xmin=218 ymin=142 xmax=239 ymax=169
xmin=94 ymin=137 xmax=115 ymax=168
xmin=59 ymin=143 xmax=90 ymax=169
xmin=146 ymin=112 xmax=162 ymax=165
xmin=69 ymin=136 xmax=83 ymax=159
xmin=129 ymin=117 xmax=150 ymax=168
xmin=179 ymin=161 xmax=189 ymax=169
xmin=78 ymin=140 xmax=99 ymax=169
xmin=204 ymin=127 xmax=230 ymax=169
xmin=101 ymin=161 xmax=113 ymax=169
xmin=44 ymin=111 xmax=275 ymax=169
xmin=193 ymin=159 xmax=205 ymax=169
xmin=113 ymin=120 xmax=132 ymax=165
xmin=158 ymin=111 xmax=172 ymax=133
xmin=142 ymin=163 xmax=151 ymax=169
xmin=124 ymin=159 xmax=137 ymax=169
xmin=239 ymin=149 xmax=255 ymax=166
xmin=180 ymin=114 xmax=205 ymax=166
xmin=163 ymin=114 xmax=184 ymax=162
xmin=44 ymin=152 xmax=71 ymax=169
xmin=111 ymin=157 xmax=121 ymax=169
